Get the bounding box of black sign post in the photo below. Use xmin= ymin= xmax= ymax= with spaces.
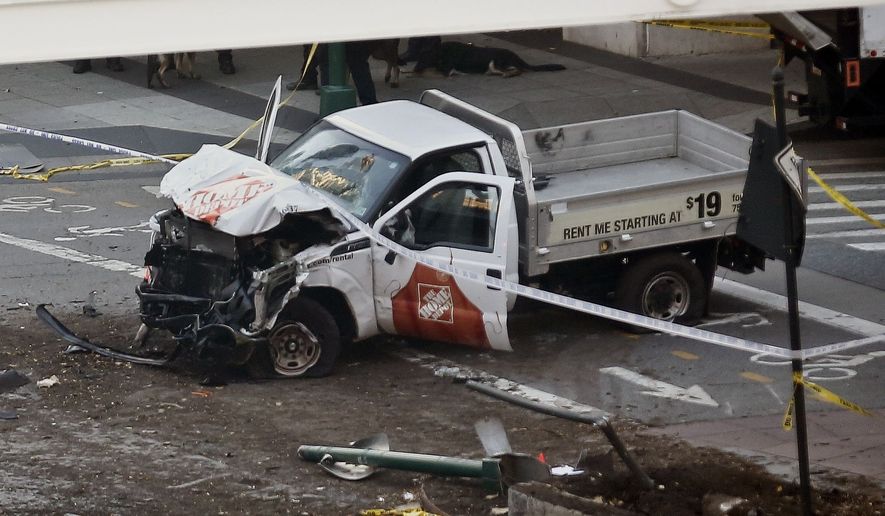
xmin=737 ymin=66 xmax=812 ymax=516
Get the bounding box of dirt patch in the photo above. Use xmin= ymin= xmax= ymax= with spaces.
xmin=1 ymin=309 xmax=883 ymax=515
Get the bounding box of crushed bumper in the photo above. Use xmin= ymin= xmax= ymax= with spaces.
xmin=37 ymin=304 xmax=174 ymax=366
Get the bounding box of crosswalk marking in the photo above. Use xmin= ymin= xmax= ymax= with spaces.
xmin=817 ymin=171 xmax=885 ymax=181
xmin=807 ymin=228 xmax=885 ymax=239
xmin=810 ymin=184 xmax=885 ymax=193
xmin=805 ymin=169 xmax=885 ymax=253
xmin=807 ymin=213 xmax=885 ymax=225
xmin=808 ymin=200 xmax=885 ymax=211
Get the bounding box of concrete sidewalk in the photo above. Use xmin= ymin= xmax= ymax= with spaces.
xmin=1 ymin=32 xmax=881 ymax=489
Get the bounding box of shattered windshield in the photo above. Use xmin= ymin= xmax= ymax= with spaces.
xmin=270 ymin=121 xmax=409 ymax=220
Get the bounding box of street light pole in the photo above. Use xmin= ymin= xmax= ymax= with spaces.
xmin=319 ymin=42 xmax=356 ymax=116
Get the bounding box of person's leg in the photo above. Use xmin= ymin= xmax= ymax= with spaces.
xmin=345 ymin=43 xmax=377 ymax=105
xmin=105 ymin=57 xmax=124 ymax=72
xmin=289 ymin=44 xmax=320 ymax=90
xmin=400 ymin=37 xmax=421 ymax=63
xmin=317 ymin=44 xmax=329 ymax=86
xmin=217 ymin=50 xmax=235 ymax=74
xmin=73 ymin=59 xmax=92 ymax=74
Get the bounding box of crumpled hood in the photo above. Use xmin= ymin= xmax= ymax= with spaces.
xmin=159 ymin=145 xmax=344 ymax=237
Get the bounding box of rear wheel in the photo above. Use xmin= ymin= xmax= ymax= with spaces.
xmin=247 ymin=297 xmax=340 ymax=378
xmin=614 ymin=252 xmax=706 ymax=332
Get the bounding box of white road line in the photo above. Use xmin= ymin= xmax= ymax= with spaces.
xmin=810 ymin=184 xmax=885 ymax=194
xmin=599 ymin=366 xmax=719 ymax=407
xmin=142 ymin=185 xmax=161 ymax=197
xmin=765 ymin=384 xmax=783 ymax=404
xmin=807 ymin=228 xmax=885 ymax=239
xmin=848 ymin=242 xmax=885 ymax=252
xmin=808 ymin=200 xmax=885 ymax=211
xmin=0 ymin=231 xmax=143 ymax=278
xmin=806 ymin=213 xmax=885 ymax=225
xmin=714 ymin=277 xmax=885 ymax=337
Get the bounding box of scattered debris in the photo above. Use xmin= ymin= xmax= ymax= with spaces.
xmin=360 ymin=507 xmax=439 ymax=516
xmin=701 ymin=493 xmax=752 ymax=516
xmin=489 ymin=508 xmax=508 ymax=515
xmin=466 ymin=380 xmax=654 ymax=490
xmin=37 ymin=305 xmax=171 ymax=367
xmin=549 ymin=465 xmax=584 ymax=477
xmin=319 ymin=434 xmax=389 ymax=481
xmin=36 ymin=375 xmax=60 ymax=388
xmin=82 ymin=291 xmax=100 ymax=317
xmin=168 ymin=473 xmax=232 ymax=490
xmin=508 ymin=482 xmax=640 ymax=516
xmin=417 ymin=485 xmax=450 ymax=516
xmin=0 ymin=369 xmax=30 ymax=393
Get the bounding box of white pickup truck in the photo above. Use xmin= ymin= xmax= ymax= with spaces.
xmin=134 ymin=89 xmax=765 ymax=378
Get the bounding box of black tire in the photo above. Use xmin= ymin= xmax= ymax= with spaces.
xmin=247 ymin=297 xmax=341 ymax=378
xmin=614 ymin=252 xmax=706 ymax=333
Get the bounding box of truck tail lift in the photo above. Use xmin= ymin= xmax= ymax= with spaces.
xmin=762 ymin=7 xmax=885 ymax=131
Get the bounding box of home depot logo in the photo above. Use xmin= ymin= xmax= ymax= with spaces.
xmin=417 ymin=283 xmax=454 ymax=323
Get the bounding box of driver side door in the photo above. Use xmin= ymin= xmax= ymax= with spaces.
xmin=372 ymin=172 xmax=515 ymax=350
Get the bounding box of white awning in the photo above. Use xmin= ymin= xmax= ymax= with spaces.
xmin=2 ymin=0 xmax=884 ymax=64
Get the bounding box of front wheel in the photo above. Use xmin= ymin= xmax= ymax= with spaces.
xmin=614 ymin=252 xmax=706 ymax=332
xmin=247 ymin=297 xmax=341 ymax=378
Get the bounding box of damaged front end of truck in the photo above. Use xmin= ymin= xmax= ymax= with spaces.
xmin=136 ymin=145 xmax=348 ymax=377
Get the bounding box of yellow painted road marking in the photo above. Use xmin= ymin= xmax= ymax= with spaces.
xmin=671 ymin=350 xmax=699 ymax=360
xmin=48 ymin=187 xmax=76 ymax=195
xmin=741 ymin=371 xmax=773 ymax=384
xmin=115 ymin=201 xmax=139 ymax=208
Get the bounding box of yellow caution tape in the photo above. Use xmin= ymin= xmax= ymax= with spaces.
xmin=651 ymin=19 xmax=770 ymax=28
xmin=782 ymin=395 xmax=795 ymax=430
xmin=2 ymin=43 xmax=319 ymax=182
xmin=645 ymin=20 xmax=772 ymax=40
xmin=793 ymin=372 xmax=874 ymax=417
xmin=807 ymin=167 xmax=885 ymax=229
xmin=0 ymin=153 xmax=191 ymax=182
xmin=784 ymin=371 xmax=873 ymax=430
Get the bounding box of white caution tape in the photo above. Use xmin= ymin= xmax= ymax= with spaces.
xmin=303 ymin=185 xmax=884 ymax=362
xmin=0 ymin=122 xmax=178 ymax=165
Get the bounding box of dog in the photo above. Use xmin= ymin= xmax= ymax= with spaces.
xmin=369 ymin=39 xmax=401 ymax=88
xmin=147 ymin=52 xmax=199 ymax=89
xmin=415 ymin=41 xmax=566 ymax=78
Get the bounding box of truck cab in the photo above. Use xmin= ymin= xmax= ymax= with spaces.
xmin=140 ymin=97 xmax=519 ymax=378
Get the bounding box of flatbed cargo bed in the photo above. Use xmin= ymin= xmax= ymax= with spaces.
xmin=420 ymin=91 xmax=752 ymax=277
